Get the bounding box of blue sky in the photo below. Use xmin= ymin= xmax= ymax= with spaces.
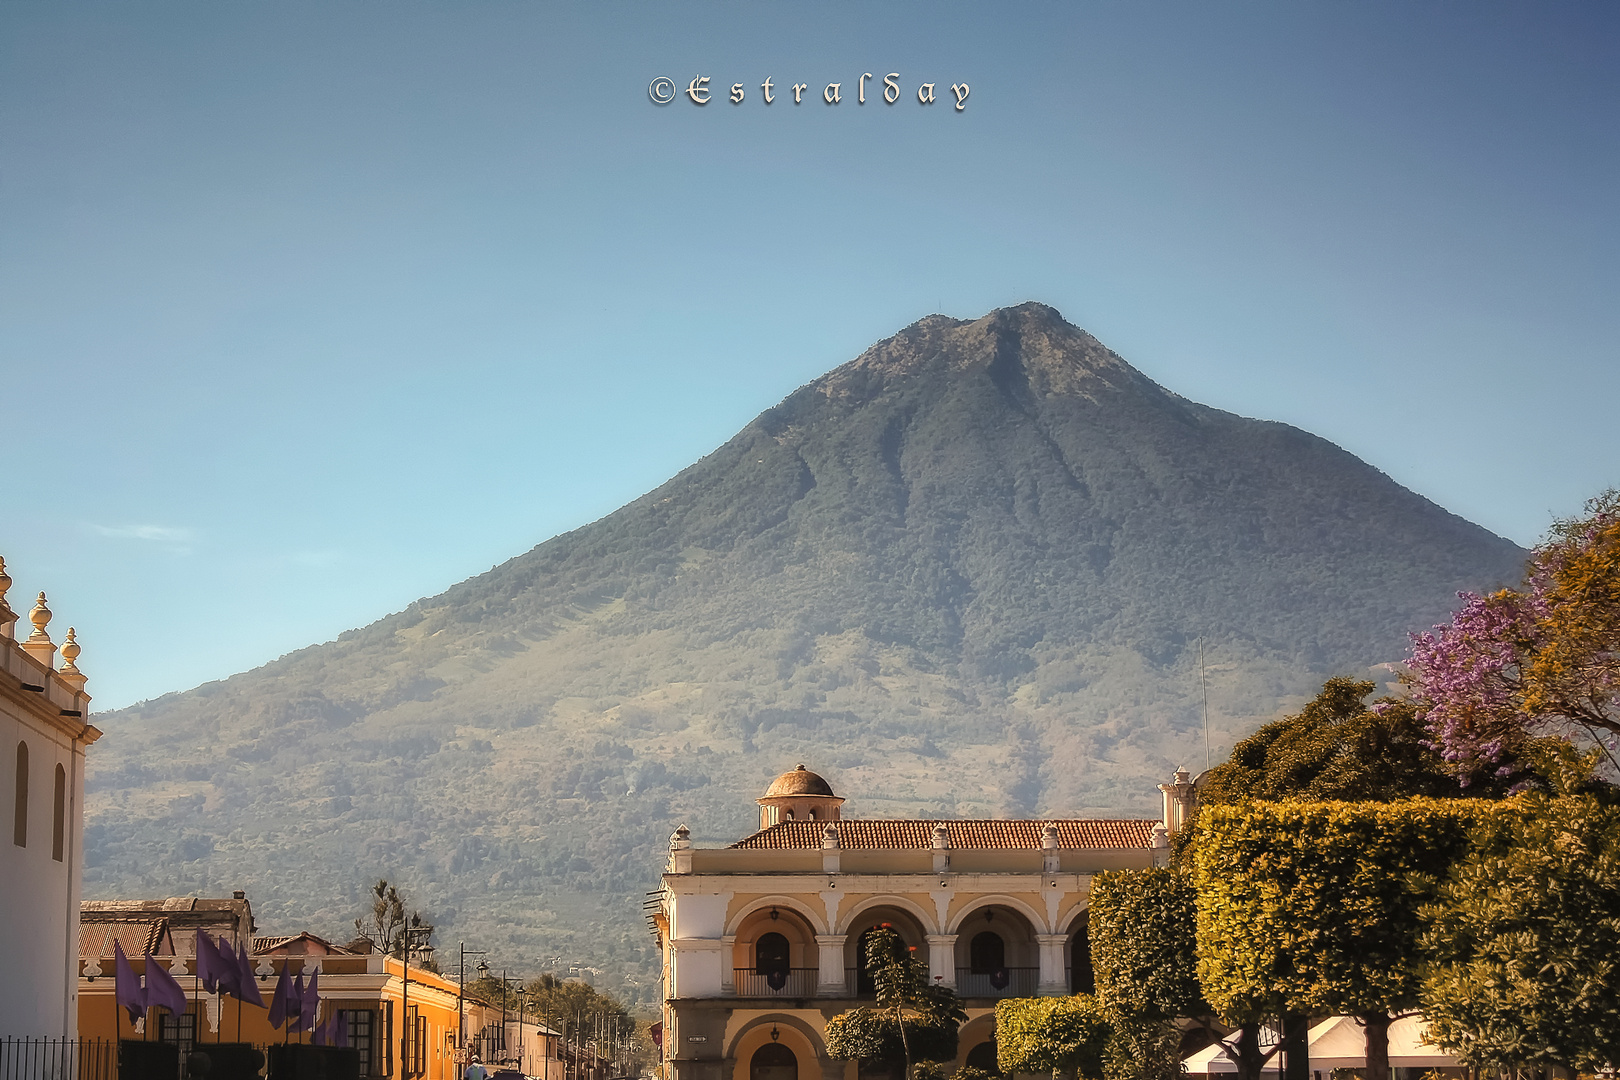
xmin=2 ymin=2 xmax=1615 ymax=709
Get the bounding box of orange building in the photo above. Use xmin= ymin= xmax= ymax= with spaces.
xmin=79 ymin=898 xmax=562 ymax=1080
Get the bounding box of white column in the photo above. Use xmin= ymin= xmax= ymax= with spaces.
xmin=720 ymin=935 xmax=737 ymax=993
xmin=926 ymin=934 xmax=958 ymax=989
xmin=816 ymin=935 xmax=847 ymax=994
xmin=1036 ymin=934 xmax=1069 ymax=996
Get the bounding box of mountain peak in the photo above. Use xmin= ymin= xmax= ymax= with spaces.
xmin=812 ymin=301 xmax=1163 ymax=406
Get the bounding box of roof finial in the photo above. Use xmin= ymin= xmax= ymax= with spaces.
xmin=58 ymin=628 xmax=87 ymax=691
xmin=21 ymin=592 xmax=57 ymax=667
xmin=0 ymin=557 xmax=15 ymax=640
xmin=27 ymin=592 xmax=52 ymax=642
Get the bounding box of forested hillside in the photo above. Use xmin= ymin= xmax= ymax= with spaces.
xmin=84 ymin=303 xmax=1524 ymax=1005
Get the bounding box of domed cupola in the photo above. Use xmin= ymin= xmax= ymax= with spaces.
xmin=757 ymin=764 xmax=844 ymax=829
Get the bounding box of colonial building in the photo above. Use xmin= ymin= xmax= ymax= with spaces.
xmin=653 ymin=765 xmax=1194 ymax=1080
xmin=0 ymin=559 xmax=101 ymax=1038
xmin=79 ymin=897 xmax=564 ymax=1080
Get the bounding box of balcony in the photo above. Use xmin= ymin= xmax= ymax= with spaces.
xmin=733 ymin=968 xmax=819 ymax=997
xmin=955 ymin=967 xmax=1040 ymax=998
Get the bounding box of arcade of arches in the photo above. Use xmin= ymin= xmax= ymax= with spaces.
xmin=654 ymin=765 xmax=1187 ymax=1080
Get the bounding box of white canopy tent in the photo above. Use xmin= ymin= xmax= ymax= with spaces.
xmin=1183 ymin=1016 xmax=1460 ymax=1075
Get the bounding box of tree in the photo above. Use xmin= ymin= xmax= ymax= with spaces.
xmin=1088 ymin=868 xmax=1207 ymax=1080
xmin=825 ymin=926 xmax=964 ymax=1080
xmin=1408 ymin=489 xmax=1620 ymax=788
xmin=1420 ymin=792 xmax=1620 ymax=1072
xmin=1194 ymin=800 xmax=1486 ymax=1080
xmin=1199 ymin=677 xmax=1467 ymax=806
xmin=353 ymin=879 xmax=437 ymax=967
xmin=993 ymin=996 xmax=1111 ymax=1080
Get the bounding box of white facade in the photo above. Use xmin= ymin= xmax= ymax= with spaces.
xmin=0 ymin=565 xmax=101 ymax=1038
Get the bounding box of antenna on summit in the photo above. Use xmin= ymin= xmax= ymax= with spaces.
xmin=1199 ymin=636 xmax=1210 ymax=773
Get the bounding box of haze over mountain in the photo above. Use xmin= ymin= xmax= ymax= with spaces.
xmin=84 ymin=303 xmax=1525 ymax=1005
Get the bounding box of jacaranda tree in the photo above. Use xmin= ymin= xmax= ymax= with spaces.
xmin=1408 ymin=489 xmax=1620 ymax=788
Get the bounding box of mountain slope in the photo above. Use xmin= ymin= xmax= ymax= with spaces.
xmin=84 ymin=304 xmax=1524 ymax=1005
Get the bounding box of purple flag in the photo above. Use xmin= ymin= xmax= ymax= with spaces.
xmin=234 ymin=941 xmax=265 ymax=1008
xmin=113 ymin=941 xmax=147 ymax=1024
xmin=267 ymin=963 xmax=293 ymax=1029
xmin=195 ymin=932 xmax=224 ymax=994
xmin=300 ymin=970 xmax=320 ymax=1034
xmin=143 ymin=952 xmax=188 ymax=1017
xmin=286 ymin=972 xmax=307 ymax=1033
xmin=331 ymin=1010 xmax=348 ymax=1049
xmin=212 ymin=937 xmax=242 ymax=999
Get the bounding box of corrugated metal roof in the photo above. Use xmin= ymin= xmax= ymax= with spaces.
xmin=728 ymin=818 xmax=1156 ymax=850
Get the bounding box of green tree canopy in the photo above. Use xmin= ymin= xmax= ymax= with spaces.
xmin=1199 ymin=677 xmax=1472 ymax=806
xmin=825 ymin=926 xmax=964 ymax=1078
xmin=1195 ymin=799 xmax=1486 ymax=1080
xmin=1090 ymin=867 xmax=1206 ymax=1022
xmin=993 ymin=996 xmax=1111 ymax=1080
xmin=1421 ymin=793 xmax=1620 ymax=1072
xmin=1088 ymin=867 xmax=1205 ymax=1080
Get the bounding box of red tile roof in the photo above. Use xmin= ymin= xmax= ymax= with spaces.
xmin=728 ymin=818 xmax=1157 ymax=850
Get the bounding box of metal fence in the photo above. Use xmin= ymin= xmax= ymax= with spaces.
xmin=954 ymin=967 xmax=1040 ymax=997
xmin=732 ymin=968 xmax=819 ymax=997
xmin=0 ymin=1038 xmax=117 ymax=1080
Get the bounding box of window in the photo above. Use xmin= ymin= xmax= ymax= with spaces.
xmin=404 ymin=1005 xmax=428 ymax=1076
xmin=347 ymin=1010 xmax=374 ymax=1076
xmin=52 ymin=764 xmax=65 ymax=861
xmin=159 ymin=1011 xmax=197 ymax=1056
xmin=13 ymin=741 xmax=27 ymax=848
xmin=969 ymin=932 xmax=1005 ymax=974
xmin=755 ymin=932 xmax=791 ymax=975
xmin=750 ymin=1043 xmax=797 ymax=1080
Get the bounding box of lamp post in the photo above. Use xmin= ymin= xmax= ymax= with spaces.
xmin=476 ymin=959 xmax=491 ymax=1062
xmin=515 ymin=987 xmax=529 ymax=1075
xmin=458 ymin=945 xmax=488 ymax=1061
xmin=399 ymin=918 xmax=434 ymax=1080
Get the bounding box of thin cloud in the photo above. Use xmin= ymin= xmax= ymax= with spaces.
xmin=89 ymin=524 xmax=196 ymax=554
xmin=91 ymin=524 xmax=195 ymax=544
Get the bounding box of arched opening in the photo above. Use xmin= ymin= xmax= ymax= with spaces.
xmin=734 ymin=906 xmax=818 ymax=996
xmin=13 ymin=741 xmax=28 ymax=848
xmin=52 ymin=763 xmax=65 ymax=862
xmin=965 ymin=1041 xmax=1001 ymax=1076
xmin=750 ymin=1043 xmax=797 ymax=1080
xmin=954 ymin=906 xmax=1037 ymax=997
xmin=853 ymin=924 xmax=911 ymax=996
xmin=1069 ymin=917 xmax=1094 ymax=995
xmin=843 ymin=904 xmax=928 ymax=997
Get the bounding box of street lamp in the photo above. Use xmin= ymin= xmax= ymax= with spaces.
xmin=515 ymin=987 xmax=529 ymax=1074
xmin=458 ymin=946 xmax=489 ymax=1059
xmin=399 ymin=917 xmax=435 ymax=1080
xmin=476 ymin=960 xmax=491 ymax=1061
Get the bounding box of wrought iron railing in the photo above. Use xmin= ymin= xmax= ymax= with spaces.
xmin=954 ymin=967 xmax=1040 ymax=997
xmin=732 ymin=968 xmax=818 ymax=996
xmin=0 ymin=1038 xmax=116 ymax=1080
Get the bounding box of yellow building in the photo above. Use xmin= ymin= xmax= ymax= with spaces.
xmin=653 ymin=765 xmax=1193 ymax=1080
xmin=78 ymin=899 xmax=562 ymax=1080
